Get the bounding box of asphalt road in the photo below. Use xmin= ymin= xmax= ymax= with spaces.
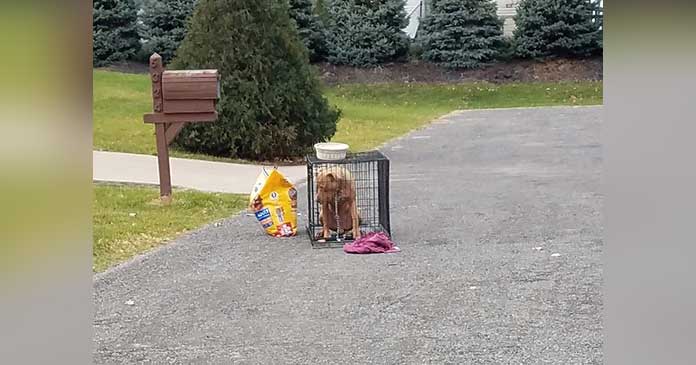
xmin=94 ymin=106 xmax=603 ymax=364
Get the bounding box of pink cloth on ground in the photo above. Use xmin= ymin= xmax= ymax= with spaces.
xmin=343 ymin=232 xmax=400 ymax=254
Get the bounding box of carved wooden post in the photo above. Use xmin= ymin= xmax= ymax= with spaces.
xmin=150 ymin=53 xmax=164 ymax=112
xmin=149 ymin=53 xmax=172 ymax=200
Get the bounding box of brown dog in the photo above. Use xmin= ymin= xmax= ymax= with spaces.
xmin=315 ymin=165 xmax=360 ymax=240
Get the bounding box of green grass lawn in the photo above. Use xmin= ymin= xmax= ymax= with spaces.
xmin=93 ymin=71 xmax=153 ymax=155
xmin=93 ymin=70 xmax=602 ymax=159
xmin=93 ymin=183 xmax=246 ymax=272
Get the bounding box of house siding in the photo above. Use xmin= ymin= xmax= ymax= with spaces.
xmin=496 ymin=0 xmax=520 ymax=37
xmin=404 ymin=0 xmax=522 ymax=38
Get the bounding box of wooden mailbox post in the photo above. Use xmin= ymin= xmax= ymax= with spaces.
xmin=143 ymin=53 xmax=220 ymax=201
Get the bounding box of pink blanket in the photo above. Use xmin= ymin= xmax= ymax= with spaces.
xmin=343 ymin=232 xmax=400 ymax=254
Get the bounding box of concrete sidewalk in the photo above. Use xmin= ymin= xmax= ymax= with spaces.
xmin=93 ymin=151 xmax=307 ymax=194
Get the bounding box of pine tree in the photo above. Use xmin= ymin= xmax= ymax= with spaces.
xmin=418 ymin=0 xmax=504 ymax=69
xmin=171 ymin=0 xmax=340 ymax=161
xmin=93 ymin=0 xmax=141 ymax=66
xmin=314 ymin=0 xmax=330 ymax=25
xmin=326 ymin=0 xmax=410 ymax=67
xmin=513 ymin=0 xmax=603 ymax=58
xmin=138 ymin=0 xmax=198 ymax=64
xmin=289 ymin=0 xmax=328 ymax=62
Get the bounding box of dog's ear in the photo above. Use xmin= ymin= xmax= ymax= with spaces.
xmin=325 ymin=172 xmax=336 ymax=182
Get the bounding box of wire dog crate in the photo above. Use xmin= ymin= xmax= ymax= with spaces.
xmin=306 ymin=150 xmax=390 ymax=248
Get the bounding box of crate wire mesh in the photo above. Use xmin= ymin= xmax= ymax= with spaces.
xmin=306 ymin=151 xmax=390 ymax=248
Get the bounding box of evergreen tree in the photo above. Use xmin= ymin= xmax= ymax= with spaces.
xmin=138 ymin=0 xmax=198 ymax=64
xmin=289 ymin=0 xmax=328 ymax=62
xmin=314 ymin=0 xmax=330 ymax=25
xmin=326 ymin=0 xmax=409 ymax=67
xmin=171 ymin=0 xmax=340 ymax=161
xmin=513 ymin=0 xmax=603 ymax=58
xmin=93 ymin=0 xmax=141 ymax=66
xmin=418 ymin=0 xmax=505 ymax=69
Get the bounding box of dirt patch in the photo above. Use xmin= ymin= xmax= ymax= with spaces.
xmin=100 ymin=61 xmax=151 ymax=74
xmin=101 ymin=57 xmax=602 ymax=84
xmin=315 ymin=57 xmax=602 ymax=85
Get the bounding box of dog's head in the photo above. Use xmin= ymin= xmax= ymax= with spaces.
xmin=316 ymin=170 xmax=340 ymax=203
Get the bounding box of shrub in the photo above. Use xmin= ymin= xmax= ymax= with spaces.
xmin=171 ymin=0 xmax=340 ymax=161
xmin=289 ymin=0 xmax=329 ymax=62
xmin=497 ymin=38 xmax=516 ymax=62
xmin=325 ymin=0 xmax=410 ymax=67
xmin=513 ymin=0 xmax=603 ymax=58
xmin=138 ymin=0 xmax=198 ymax=64
xmin=418 ymin=0 xmax=505 ymax=69
xmin=93 ymin=0 xmax=141 ymax=66
xmin=408 ymin=42 xmax=424 ymax=61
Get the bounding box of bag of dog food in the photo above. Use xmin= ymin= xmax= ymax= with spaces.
xmin=249 ymin=168 xmax=298 ymax=237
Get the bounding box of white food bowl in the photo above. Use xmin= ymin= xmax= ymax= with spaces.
xmin=314 ymin=142 xmax=349 ymax=160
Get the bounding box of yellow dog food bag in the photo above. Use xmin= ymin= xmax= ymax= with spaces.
xmin=249 ymin=168 xmax=298 ymax=237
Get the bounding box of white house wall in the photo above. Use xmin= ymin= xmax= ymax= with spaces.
xmin=403 ymin=0 xmax=603 ymax=38
xmin=404 ymin=0 xmax=424 ymax=38
xmin=403 ymin=0 xmax=521 ymax=38
xmin=497 ymin=0 xmax=520 ymax=36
